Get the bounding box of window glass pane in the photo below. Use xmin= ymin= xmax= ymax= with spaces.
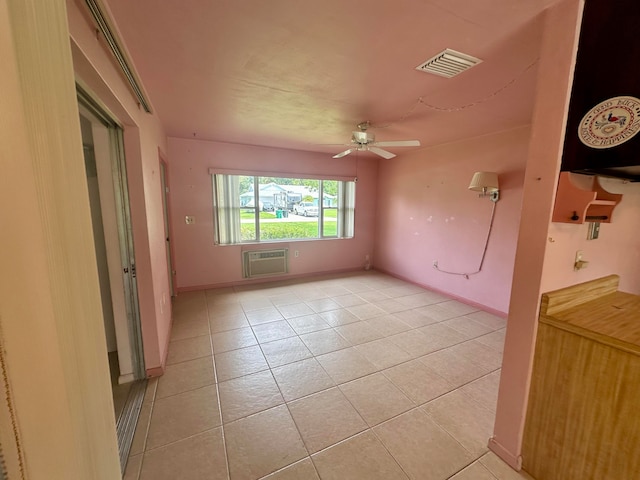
xmin=257 ymin=176 xmax=319 ymax=240
xmin=238 ymin=175 xmax=257 ymax=242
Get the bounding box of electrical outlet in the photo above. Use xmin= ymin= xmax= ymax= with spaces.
xmin=574 ymin=250 xmax=589 ymax=271
xmin=294 ymin=250 xmax=299 ymax=257
xmin=185 ymin=215 xmax=195 ymax=224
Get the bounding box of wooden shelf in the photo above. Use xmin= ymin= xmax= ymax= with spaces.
xmin=552 ymin=172 xmax=622 ymax=224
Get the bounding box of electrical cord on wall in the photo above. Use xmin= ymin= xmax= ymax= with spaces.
xmin=432 ymin=201 xmax=497 ymax=279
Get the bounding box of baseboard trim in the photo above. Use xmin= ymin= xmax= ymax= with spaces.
xmin=488 ymin=437 xmax=523 ymax=470
xmin=146 ymin=365 xmax=164 ymax=378
xmin=176 ymin=267 xmax=364 ymax=293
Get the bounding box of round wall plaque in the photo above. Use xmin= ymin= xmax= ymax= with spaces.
xmin=578 ymin=96 xmax=640 ymax=149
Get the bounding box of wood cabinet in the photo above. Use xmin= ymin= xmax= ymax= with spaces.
xmin=523 ymin=276 xmax=640 ymax=480
xmin=552 ymin=172 xmax=622 ymax=224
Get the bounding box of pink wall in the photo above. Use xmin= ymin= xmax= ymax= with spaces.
xmin=374 ymin=127 xmax=530 ymax=314
xmin=541 ymin=174 xmax=640 ymax=294
xmin=167 ymin=138 xmax=378 ymax=290
xmin=66 ymin=0 xmax=172 ymax=374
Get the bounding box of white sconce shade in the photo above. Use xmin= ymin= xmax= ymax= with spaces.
xmin=469 ymin=171 xmax=500 ymax=201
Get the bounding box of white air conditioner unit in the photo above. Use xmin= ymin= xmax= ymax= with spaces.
xmin=242 ymin=249 xmax=288 ymax=278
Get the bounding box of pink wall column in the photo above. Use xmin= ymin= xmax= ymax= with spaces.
xmin=167 ymin=138 xmax=378 ymax=290
xmin=66 ymin=0 xmax=173 ymax=374
xmin=489 ymin=0 xmax=583 ymax=468
xmin=374 ymin=126 xmax=531 ymax=314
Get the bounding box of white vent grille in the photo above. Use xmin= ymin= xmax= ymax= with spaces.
xmin=415 ymin=49 xmax=482 ymax=78
xmin=242 ymin=249 xmax=288 ymax=278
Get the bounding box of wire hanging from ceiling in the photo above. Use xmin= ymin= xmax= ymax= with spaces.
xmin=373 ymin=59 xmax=539 ymax=130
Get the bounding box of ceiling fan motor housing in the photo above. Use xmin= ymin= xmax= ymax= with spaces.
xmin=353 ymin=130 xmax=375 ymax=144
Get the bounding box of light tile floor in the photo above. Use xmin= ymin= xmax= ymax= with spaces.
xmin=125 ymin=271 xmax=534 ymax=480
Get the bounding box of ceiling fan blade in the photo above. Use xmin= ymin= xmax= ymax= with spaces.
xmin=374 ymin=140 xmax=421 ymax=147
xmin=368 ymin=146 xmax=396 ymax=159
xmin=333 ymin=149 xmax=355 ymax=159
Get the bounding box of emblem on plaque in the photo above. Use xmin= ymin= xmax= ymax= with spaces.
xmin=578 ymin=96 xmax=640 ymax=149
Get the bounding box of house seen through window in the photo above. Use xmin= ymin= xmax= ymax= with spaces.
xmin=213 ymin=174 xmax=355 ymax=244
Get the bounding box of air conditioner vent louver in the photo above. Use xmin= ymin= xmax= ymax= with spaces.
xmin=415 ymin=49 xmax=482 ymax=78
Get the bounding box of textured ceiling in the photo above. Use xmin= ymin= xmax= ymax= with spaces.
xmin=102 ymin=0 xmax=561 ymax=158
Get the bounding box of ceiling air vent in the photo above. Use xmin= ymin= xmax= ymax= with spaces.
xmin=415 ymin=49 xmax=482 ymax=78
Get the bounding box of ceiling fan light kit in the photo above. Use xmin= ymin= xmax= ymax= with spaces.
xmin=332 ymin=121 xmax=420 ymax=159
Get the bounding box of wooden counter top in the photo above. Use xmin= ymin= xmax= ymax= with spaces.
xmin=539 ymin=275 xmax=640 ymax=355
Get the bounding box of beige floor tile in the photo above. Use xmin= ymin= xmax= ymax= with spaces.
xmin=384 ymin=359 xmax=454 ymax=404
xmin=307 ymin=298 xmax=342 ymax=313
xmin=355 ymin=338 xmax=412 ymax=370
xmin=450 ymin=340 xmax=503 ymax=371
xmin=319 ymin=285 xmax=352 ymax=297
xmin=129 ymin=402 xmax=152 ymax=456
xmin=466 ymin=311 xmax=507 ymax=330
xmin=300 ymin=329 xmax=351 ymax=355
xmin=271 ymin=357 xmax=335 ymax=401
xmin=422 ymin=389 xmax=495 ymax=457
xmin=312 ymin=431 xmax=409 ymax=480
xmin=319 ymin=309 xmax=360 ymax=327
xmin=347 ymin=303 xmax=387 ymax=320
xmin=268 ymin=292 xmax=301 ymax=307
xmin=372 ymin=298 xmax=410 ymax=314
xmin=207 ymin=303 xmax=244 ymax=319
xmin=479 ymin=452 xmax=536 ymax=479
xmin=166 ymin=335 xmax=212 ymax=365
xmin=339 ymin=373 xmax=414 ymax=426
xmin=459 ymin=370 xmax=501 ymax=413
xmin=394 ymin=292 xmax=437 ymax=308
xmin=139 ymin=428 xmax=228 ymax=480
xmin=393 ymin=309 xmax=441 ymax=328
xmin=333 ymin=293 xmax=367 ymax=308
xmin=287 ymin=314 xmax=331 ymax=335
xmin=420 ymin=348 xmax=494 ymax=388
xmin=417 ymin=323 xmax=469 ymax=351
xmin=450 ymin=461 xmax=497 ymax=479
xmin=124 ymin=454 xmax=142 ymax=480
xmin=475 ymin=329 xmax=506 ymax=354
xmin=442 ymin=316 xmax=494 ymax=339
xmin=316 ymin=347 xmax=377 ymax=384
xmin=225 ymin=405 xmax=308 ymax=480
xmin=379 ymin=284 xmax=425 ymax=298
xmin=262 ymin=458 xmax=320 ymax=480
xmin=261 ymin=336 xmax=313 ymax=367
xmin=438 ymin=299 xmax=479 ymax=316
xmin=218 ymin=370 xmax=284 ymax=423
xmin=365 ymin=314 xmax=413 ymax=336
xmin=245 ymin=306 xmax=285 ymax=325
xmin=142 ymin=377 xmax=157 ymax=406
xmin=146 ymin=385 xmax=221 ymax=450
xmin=277 ymin=302 xmax=315 ymax=319
xmin=374 ymin=409 xmax=475 ymax=480
xmin=241 ymin=297 xmax=274 ymax=311
xmin=388 ymin=329 xmax=439 ymax=358
xmin=211 ymin=327 xmax=257 ymax=353
xmin=356 ymin=289 xmax=390 ymax=302
xmin=156 ymin=357 xmax=215 ymax=399
xmin=214 ymin=345 xmax=269 ymax=381
xmin=288 ymin=387 xmax=367 ymax=453
xmin=334 ymin=321 xmax=383 ymax=345
xmin=252 ymin=320 xmax=296 ymax=343
xmin=208 ymin=312 xmax=250 ymax=333
xmin=170 ymin=317 xmax=210 ymax=341
xmin=415 ymin=303 xmax=460 ymax=322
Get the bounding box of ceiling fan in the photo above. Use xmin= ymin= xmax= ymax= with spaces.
xmin=331 ymin=121 xmax=421 ymax=159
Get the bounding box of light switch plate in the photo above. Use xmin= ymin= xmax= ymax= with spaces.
xmin=587 ymin=222 xmax=600 ymax=240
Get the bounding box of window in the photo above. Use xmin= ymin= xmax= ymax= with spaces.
xmin=213 ymin=174 xmax=355 ymax=245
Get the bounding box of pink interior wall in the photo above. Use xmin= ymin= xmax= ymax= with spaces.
xmin=167 ymin=138 xmax=378 ymax=290
xmin=66 ymin=0 xmax=172 ymax=374
xmin=490 ymin=0 xmax=583 ymax=469
xmin=374 ymin=127 xmax=530 ymax=314
xmin=541 ymin=174 xmax=640 ymax=294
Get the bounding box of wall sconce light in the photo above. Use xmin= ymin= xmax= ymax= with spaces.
xmin=469 ymin=171 xmax=500 ymax=202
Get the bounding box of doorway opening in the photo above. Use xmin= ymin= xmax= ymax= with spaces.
xmin=78 ymin=87 xmax=146 ymax=472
